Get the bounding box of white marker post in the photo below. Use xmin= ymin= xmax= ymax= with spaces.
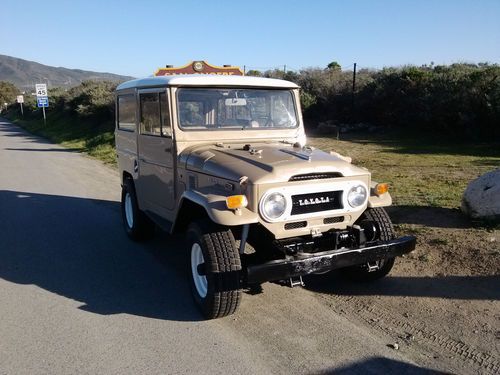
xmin=35 ymin=84 xmax=48 ymax=125
xmin=16 ymin=95 xmax=24 ymax=116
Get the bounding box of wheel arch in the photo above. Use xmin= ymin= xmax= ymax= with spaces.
xmin=172 ymin=198 xmax=210 ymax=234
xmin=122 ymin=170 xmax=133 ymax=186
xmin=172 ymin=191 xmax=259 ymax=234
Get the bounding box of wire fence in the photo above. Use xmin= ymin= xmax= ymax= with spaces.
xmin=242 ymin=63 xmax=358 ymax=74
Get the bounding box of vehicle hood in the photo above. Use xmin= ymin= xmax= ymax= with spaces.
xmin=180 ymin=143 xmax=370 ymax=184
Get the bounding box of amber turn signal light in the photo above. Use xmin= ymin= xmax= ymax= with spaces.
xmin=226 ymin=195 xmax=248 ymax=209
xmin=374 ymin=183 xmax=389 ymax=196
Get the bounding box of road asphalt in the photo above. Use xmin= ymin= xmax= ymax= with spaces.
xmin=0 ymin=119 xmax=428 ymax=374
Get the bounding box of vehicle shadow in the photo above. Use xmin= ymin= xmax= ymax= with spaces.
xmin=304 ymin=272 xmax=500 ymax=301
xmin=311 ymin=356 xmax=443 ymax=374
xmin=386 ymin=205 xmax=471 ymax=229
xmin=0 ymin=189 xmax=203 ymax=322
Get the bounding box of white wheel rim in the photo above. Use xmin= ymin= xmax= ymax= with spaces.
xmin=124 ymin=192 xmax=134 ymax=228
xmin=191 ymin=243 xmax=208 ymax=298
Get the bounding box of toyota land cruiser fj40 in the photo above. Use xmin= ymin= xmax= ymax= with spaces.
xmin=115 ymin=74 xmax=416 ymax=319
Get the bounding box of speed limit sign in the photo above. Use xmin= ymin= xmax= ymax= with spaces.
xmin=35 ymin=84 xmax=47 ymax=97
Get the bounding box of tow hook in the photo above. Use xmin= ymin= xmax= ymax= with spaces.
xmin=289 ymin=276 xmax=305 ymax=288
xmin=366 ymin=261 xmax=381 ymax=272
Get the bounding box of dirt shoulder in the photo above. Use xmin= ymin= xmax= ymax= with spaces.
xmin=303 ymin=132 xmax=500 ymax=373
xmin=305 ymin=206 xmax=499 ymax=374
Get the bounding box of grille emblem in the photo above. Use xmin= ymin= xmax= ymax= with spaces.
xmin=298 ymin=197 xmax=331 ymax=206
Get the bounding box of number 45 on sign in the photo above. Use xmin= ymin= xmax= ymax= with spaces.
xmin=35 ymin=84 xmax=47 ymax=97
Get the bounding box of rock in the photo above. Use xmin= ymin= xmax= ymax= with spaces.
xmin=461 ymin=169 xmax=500 ymax=220
xmin=388 ymin=343 xmax=399 ymax=350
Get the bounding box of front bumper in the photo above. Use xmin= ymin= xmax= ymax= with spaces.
xmin=246 ymin=235 xmax=416 ymax=284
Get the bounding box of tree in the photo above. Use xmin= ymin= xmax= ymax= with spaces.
xmin=246 ymin=70 xmax=262 ymax=77
xmin=0 ymin=81 xmax=20 ymax=105
xmin=327 ymin=61 xmax=341 ymax=71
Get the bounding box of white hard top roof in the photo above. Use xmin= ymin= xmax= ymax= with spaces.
xmin=116 ymin=74 xmax=299 ymax=91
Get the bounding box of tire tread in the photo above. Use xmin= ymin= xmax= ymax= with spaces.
xmin=188 ymin=220 xmax=241 ymax=319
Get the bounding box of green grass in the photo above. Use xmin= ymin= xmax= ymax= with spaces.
xmin=308 ymin=130 xmax=500 ymax=209
xmin=9 ymin=112 xmax=116 ymax=165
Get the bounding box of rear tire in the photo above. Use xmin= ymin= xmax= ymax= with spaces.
xmin=187 ymin=220 xmax=242 ymax=319
xmin=121 ymin=178 xmax=155 ymax=241
xmin=341 ymin=207 xmax=396 ymax=282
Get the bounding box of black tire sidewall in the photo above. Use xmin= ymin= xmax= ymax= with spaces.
xmin=186 ymin=220 xmax=241 ymax=319
xmin=342 ymin=207 xmax=396 ymax=281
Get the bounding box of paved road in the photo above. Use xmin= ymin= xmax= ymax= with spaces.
xmin=0 ymin=119 xmax=428 ymax=374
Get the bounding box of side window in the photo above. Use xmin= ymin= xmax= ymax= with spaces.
xmin=140 ymin=93 xmax=161 ymax=136
xmin=159 ymin=92 xmax=172 ymax=137
xmin=118 ymin=94 xmax=136 ymax=131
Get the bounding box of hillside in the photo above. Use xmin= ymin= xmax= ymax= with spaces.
xmin=0 ymin=54 xmax=134 ymax=90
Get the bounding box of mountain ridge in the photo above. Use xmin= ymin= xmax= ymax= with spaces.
xmin=0 ymin=54 xmax=134 ymax=90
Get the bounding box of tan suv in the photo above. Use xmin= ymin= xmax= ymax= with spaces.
xmin=115 ymin=75 xmax=416 ymax=319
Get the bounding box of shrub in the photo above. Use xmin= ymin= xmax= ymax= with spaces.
xmin=67 ymin=80 xmax=116 ymax=122
xmin=285 ymin=63 xmax=500 ymax=139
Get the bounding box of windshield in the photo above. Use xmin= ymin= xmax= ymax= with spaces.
xmin=177 ymin=88 xmax=298 ymax=130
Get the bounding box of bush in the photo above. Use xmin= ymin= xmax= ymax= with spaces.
xmin=67 ymin=80 xmax=116 ymax=122
xmin=283 ymin=63 xmax=500 ymax=139
xmin=5 ymin=64 xmax=499 ymax=140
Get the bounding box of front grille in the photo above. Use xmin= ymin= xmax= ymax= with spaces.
xmin=289 ymin=172 xmax=343 ymax=182
xmin=291 ymin=191 xmax=343 ymax=215
xmin=324 ymin=216 xmax=344 ymax=224
xmin=284 ymin=221 xmax=307 ymax=230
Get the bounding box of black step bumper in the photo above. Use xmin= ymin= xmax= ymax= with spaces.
xmin=246 ymin=236 xmax=416 ymax=284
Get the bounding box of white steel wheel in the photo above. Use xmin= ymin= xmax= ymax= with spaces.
xmin=191 ymin=243 xmax=208 ymax=298
xmin=124 ymin=192 xmax=134 ymax=229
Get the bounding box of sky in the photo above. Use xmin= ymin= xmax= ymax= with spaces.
xmin=1 ymin=0 xmax=499 ymax=77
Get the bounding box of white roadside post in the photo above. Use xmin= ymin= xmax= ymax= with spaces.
xmin=16 ymin=95 xmax=24 ymax=116
xmin=35 ymin=83 xmax=49 ymax=125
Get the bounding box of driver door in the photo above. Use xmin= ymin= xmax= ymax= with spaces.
xmin=136 ymin=89 xmax=175 ymax=219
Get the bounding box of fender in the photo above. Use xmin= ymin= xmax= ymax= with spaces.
xmin=174 ymin=190 xmax=259 ymax=228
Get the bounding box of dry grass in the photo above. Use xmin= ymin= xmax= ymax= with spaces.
xmin=308 ymin=131 xmax=499 ymax=209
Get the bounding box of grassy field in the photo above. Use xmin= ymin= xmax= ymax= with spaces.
xmin=308 ymin=131 xmax=500 ymax=209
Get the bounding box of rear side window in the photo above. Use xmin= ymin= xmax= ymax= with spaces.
xmin=118 ymin=95 xmax=136 ymax=131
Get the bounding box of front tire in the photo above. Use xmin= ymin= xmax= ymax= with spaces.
xmin=121 ymin=178 xmax=155 ymax=241
xmin=341 ymin=207 xmax=396 ymax=282
xmin=187 ymin=220 xmax=242 ymax=319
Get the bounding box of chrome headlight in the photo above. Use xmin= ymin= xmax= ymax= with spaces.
xmin=261 ymin=192 xmax=287 ymax=221
xmin=347 ymin=185 xmax=367 ymax=208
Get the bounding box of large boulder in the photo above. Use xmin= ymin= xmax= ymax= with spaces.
xmin=461 ymin=169 xmax=500 ymax=220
